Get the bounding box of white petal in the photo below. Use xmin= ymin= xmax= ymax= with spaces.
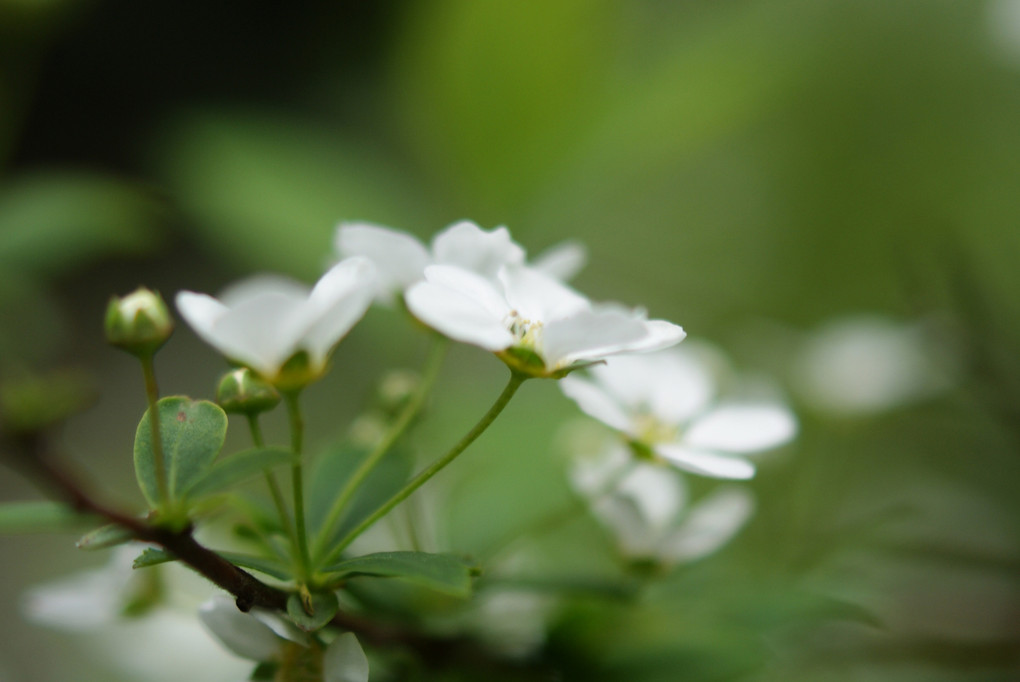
xmin=530 ymin=240 xmax=587 ymax=281
xmin=684 ymin=403 xmax=797 ymax=454
xmin=567 ymin=443 xmax=631 ymax=497
xmin=302 ymin=257 xmax=376 ymax=366
xmin=323 ymin=632 xmax=370 ymax=682
xmin=591 ymin=495 xmax=661 ymax=557
xmin=645 ymin=349 xmax=715 ymax=424
xmin=623 ymin=319 xmax=686 ymax=354
xmin=656 ymin=444 xmax=755 ymax=480
xmin=559 ymin=375 xmax=633 ymax=432
xmin=335 ymin=222 xmax=430 ymax=299
xmin=422 ymin=265 xmax=512 ymax=319
xmin=431 ymin=221 xmax=525 ymax=279
xmin=541 ymin=309 xmax=650 ymax=369
xmin=205 ymin=292 xmax=310 ymax=375
xmin=176 ymin=291 xmax=228 ymax=342
xmin=198 ymin=597 xmax=281 ymax=661
xmin=616 ymin=464 xmax=684 ymax=528
xmin=219 ymin=274 xmax=310 ymax=307
xmin=500 ymin=265 xmax=589 ymax=322
xmin=662 ymin=486 xmax=755 ymax=563
xmin=406 ymin=280 xmax=514 ymax=351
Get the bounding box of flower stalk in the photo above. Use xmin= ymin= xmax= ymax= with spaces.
xmin=312 ymin=335 xmax=448 ymax=563
xmin=284 ymin=390 xmax=311 ymax=579
xmin=324 ymin=370 xmax=528 ymax=565
xmin=139 ymin=353 xmax=170 ymax=513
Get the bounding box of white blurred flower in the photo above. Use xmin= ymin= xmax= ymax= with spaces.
xmin=571 ymin=444 xmax=754 ymax=564
xmin=335 ymin=220 xmax=586 ymax=303
xmin=22 ymin=548 xmax=252 ymax=682
xmin=176 ymin=257 xmax=376 ymax=388
xmin=199 ymin=597 xmax=369 ymax=682
xmin=794 ymin=315 xmax=953 ymax=416
xmin=987 ymin=0 xmax=1020 ymax=65
xmin=561 ymin=345 xmax=796 ymax=479
xmin=406 ymin=264 xmax=684 ymax=377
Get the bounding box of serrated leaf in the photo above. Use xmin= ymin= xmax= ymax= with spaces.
xmin=134 ymin=396 xmax=228 ymax=508
xmin=217 ymin=551 xmax=293 ymax=581
xmin=134 ymin=547 xmax=175 ymax=569
xmin=323 ymin=551 xmax=479 ymax=598
xmin=286 ymin=590 xmax=339 ymax=632
xmin=0 ymin=500 xmax=85 ymax=534
xmin=77 ymin=523 xmax=135 ymax=550
xmin=186 ymin=446 xmax=295 ymax=499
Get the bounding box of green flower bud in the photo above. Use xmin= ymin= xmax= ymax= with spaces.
xmin=216 ymin=368 xmax=281 ymax=415
xmin=105 ymin=288 xmax=174 ymax=357
xmin=376 ymin=369 xmax=420 ymax=415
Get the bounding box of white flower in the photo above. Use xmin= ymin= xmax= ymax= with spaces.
xmin=405 ymin=263 xmax=684 ymax=376
xmin=176 ymin=257 xmax=376 ymax=387
xmin=335 ymin=220 xmax=586 ymax=303
xmin=199 ymin=597 xmax=369 ymax=682
xmin=793 ymin=315 xmax=954 ymax=416
xmin=560 ymin=345 xmax=796 ymax=479
xmin=22 ymin=548 xmax=252 ymax=682
xmin=570 ymin=444 xmax=755 ymax=564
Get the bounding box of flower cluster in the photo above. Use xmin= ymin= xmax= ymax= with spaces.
xmin=560 ymin=341 xmax=796 ymax=564
xmin=178 ymin=220 xmax=685 ymax=383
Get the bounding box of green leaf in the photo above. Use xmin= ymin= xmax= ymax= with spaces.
xmin=217 ymin=551 xmax=293 ymax=581
xmin=133 ymin=396 xmax=228 ymax=508
xmin=186 ymin=446 xmax=295 ymax=499
xmin=308 ymin=442 xmax=413 ymax=551
xmin=0 ymin=172 xmax=160 ymax=278
xmin=155 ymin=111 xmax=428 ymax=276
xmin=286 ymin=590 xmax=339 ymax=632
xmin=0 ymin=500 xmax=85 ymax=534
xmin=323 ymin=551 xmax=479 ymax=598
xmin=133 ymin=547 xmax=175 ymax=569
xmin=77 ymin=523 xmax=135 ymax=550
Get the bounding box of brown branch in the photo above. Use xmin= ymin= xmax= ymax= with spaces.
xmin=4 ymin=431 xmax=288 ymax=612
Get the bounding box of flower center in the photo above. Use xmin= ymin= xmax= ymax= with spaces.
xmin=633 ymin=413 xmax=678 ymax=445
xmin=505 ymin=310 xmax=544 ymax=352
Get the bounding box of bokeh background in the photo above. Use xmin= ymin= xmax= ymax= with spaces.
xmin=2 ymin=0 xmax=1020 ymax=680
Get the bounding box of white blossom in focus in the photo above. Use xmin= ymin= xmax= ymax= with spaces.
xmin=571 ymin=443 xmax=755 ymax=564
xmin=176 ymin=257 xmax=376 ymax=388
xmin=561 ymin=345 xmax=796 ymax=479
xmin=406 ymin=264 xmax=684 ymax=377
xmin=335 ymin=220 xmax=586 ymax=303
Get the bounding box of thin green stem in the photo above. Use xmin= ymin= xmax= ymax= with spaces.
xmin=311 ymin=336 xmax=448 ymax=563
xmin=284 ymin=391 xmax=311 ymax=578
xmin=139 ymin=354 xmax=169 ymax=511
xmin=247 ymin=414 xmax=296 ymax=550
xmin=323 ymin=371 xmax=528 ymax=566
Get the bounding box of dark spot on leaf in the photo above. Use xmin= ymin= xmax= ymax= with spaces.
xmin=177 ymin=411 xmax=187 ymax=422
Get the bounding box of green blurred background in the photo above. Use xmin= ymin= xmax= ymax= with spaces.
xmin=1 ymin=0 xmax=1019 ymax=680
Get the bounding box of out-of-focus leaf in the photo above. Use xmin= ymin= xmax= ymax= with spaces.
xmin=0 ymin=367 xmax=97 ymax=432
xmin=307 ymin=442 xmax=414 ymax=551
xmin=391 ymin=0 xmax=615 ymax=215
xmin=217 ymin=551 xmax=292 ymax=581
xmin=133 ymin=396 xmax=228 ymax=509
xmin=133 ymin=547 xmax=174 ymax=569
xmin=0 ymin=173 xmax=161 ymax=276
xmin=0 ymin=500 xmax=85 ymax=533
xmin=77 ymin=523 xmax=134 ymax=550
xmin=323 ymin=551 xmax=478 ymax=597
xmin=186 ymin=446 xmax=295 ymax=499
xmin=154 ymin=111 xmax=429 ymax=276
